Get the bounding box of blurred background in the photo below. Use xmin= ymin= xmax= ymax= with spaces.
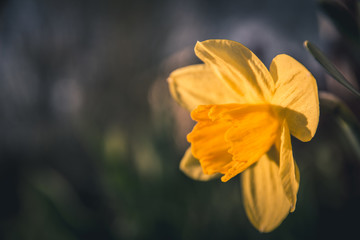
xmin=1 ymin=0 xmax=360 ymax=239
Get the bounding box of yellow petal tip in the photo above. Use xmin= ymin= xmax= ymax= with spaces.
xmin=195 ymin=40 xmax=202 ymax=48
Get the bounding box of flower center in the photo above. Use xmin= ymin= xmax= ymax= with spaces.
xmin=187 ymin=103 xmax=282 ymax=182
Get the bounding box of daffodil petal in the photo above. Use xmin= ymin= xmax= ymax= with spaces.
xmin=188 ymin=104 xmax=281 ymax=182
xmin=168 ymin=64 xmax=242 ymax=111
xmin=194 ymin=39 xmax=274 ymax=103
xmin=241 ymin=148 xmax=291 ymax=233
xmin=187 ymin=105 xmax=234 ymax=175
xmin=270 ymin=54 xmax=319 ymax=142
xmin=278 ymin=121 xmax=300 ymax=212
xmin=179 ymin=147 xmax=220 ymax=181
xmin=221 ymin=105 xmax=281 ymax=182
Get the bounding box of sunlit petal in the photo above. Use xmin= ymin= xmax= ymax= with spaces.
xmin=168 ymin=64 xmax=242 ymax=111
xmin=195 ymin=39 xmax=274 ymax=103
xmin=270 ymin=54 xmax=319 ymax=142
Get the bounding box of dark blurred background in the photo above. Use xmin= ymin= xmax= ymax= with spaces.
xmin=1 ymin=0 xmax=360 ymax=239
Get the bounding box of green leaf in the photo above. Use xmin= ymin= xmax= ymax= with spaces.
xmin=304 ymin=40 xmax=360 ymax=98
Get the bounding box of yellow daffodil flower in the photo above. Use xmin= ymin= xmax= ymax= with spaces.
xmin=168 ymin=39 xmax=319 ymax=232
